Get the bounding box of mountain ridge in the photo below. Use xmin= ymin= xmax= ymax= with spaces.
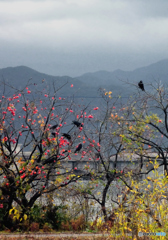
xmin=75 ymin=59 xmax=168 ymax=87
xmin=0 ymin=59 xmax=168 ymax=98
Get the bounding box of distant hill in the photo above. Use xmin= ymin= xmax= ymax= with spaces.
xmin=0 ymin=66 xmax=97 ymax=98
xmin=0 ymin=65 xmax=127 ymax=99
xmin=76 ymin=59 xmax=168 ymax=91
xmin=0 ymin=65 xmax=78 ymax=89
xmin=1 ymin=59 xmax=168 ymax=100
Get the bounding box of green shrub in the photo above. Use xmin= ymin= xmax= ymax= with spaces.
xmin=44 ymin=204 xmax=68 ymax=230
xmin=29 ymin=204 xmax=45 ymax=227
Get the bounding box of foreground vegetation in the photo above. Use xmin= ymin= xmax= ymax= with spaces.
xmin=0 ymin=80 xmax=168 ymax=237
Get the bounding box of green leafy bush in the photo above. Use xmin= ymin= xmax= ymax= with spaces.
xmin=44 ymin=204 xmax=68 ymax=230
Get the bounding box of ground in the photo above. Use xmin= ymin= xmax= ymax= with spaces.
xmin=0 ymin=232 xmax=155 ymax=240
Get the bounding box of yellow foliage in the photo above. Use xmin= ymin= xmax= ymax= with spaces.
xmin=96 ymin=217 xmax=103 ymax=227
xmin=9 ymin=207 xmax=20 ymax=221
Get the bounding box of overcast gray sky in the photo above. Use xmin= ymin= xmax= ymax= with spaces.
xmin=0 ymin=0 xmax=168 ymax=76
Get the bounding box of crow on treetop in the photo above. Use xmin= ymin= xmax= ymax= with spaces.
xmin=138 ymin=81 xmax=145 ymax=91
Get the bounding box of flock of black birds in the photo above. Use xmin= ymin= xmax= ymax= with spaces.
xmin=49 ymin=82 xmax=144 ymax=155
xmin=50 ymin=120 xmax=83 ymax=153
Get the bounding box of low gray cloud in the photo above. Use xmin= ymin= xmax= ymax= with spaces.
xmin=0 ymin=0 xmax=168 ymax=76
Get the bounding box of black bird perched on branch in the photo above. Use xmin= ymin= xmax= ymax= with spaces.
xmin=72 ymin=121 xmax=82 ymax=128
xmin=62 ymin=133 xmax=71 ymax=140
xmin=74 ymin=143 xmax=82 ymax=153
xmin=138 ymin=81 xmax=145 ymax=91
xmin=95 ymin=152 xmax=100 ymax=159
xmin=51 ymin=132 xmax=56 ymax=137
xmin=43 ymin=158 xmax=56 ymax=165
xmin=50 ymin=124 xmax=58 ymax=130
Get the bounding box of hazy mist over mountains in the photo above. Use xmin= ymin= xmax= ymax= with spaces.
xmin=0 ymin=59 xmax=168 ymax=99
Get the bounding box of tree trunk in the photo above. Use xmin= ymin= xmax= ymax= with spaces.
xmin=101 ymin=179 xmax=112 ymax=221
